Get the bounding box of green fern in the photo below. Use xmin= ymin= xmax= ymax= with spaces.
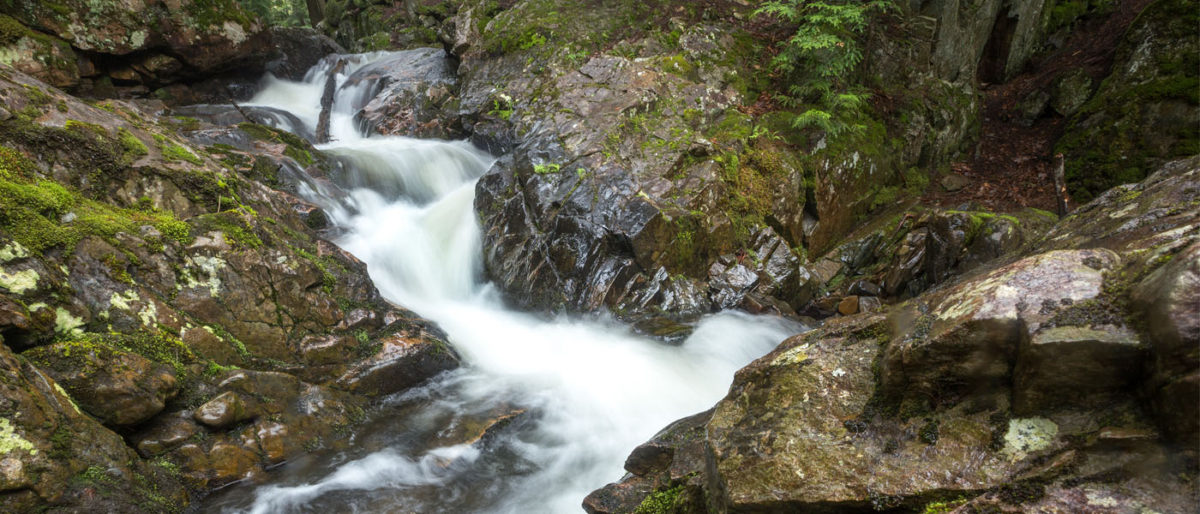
xmin=756 ymin=0 xmax=892 ymax=138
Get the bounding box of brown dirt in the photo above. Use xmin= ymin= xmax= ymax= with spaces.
xmin=923 ymin=0 xmax=1155 ymax=213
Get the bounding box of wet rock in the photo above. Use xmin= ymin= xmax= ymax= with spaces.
xmin=883 ymin=248 xmax=1120 ymax=406
xmin=172 ymin=104 xmax=317 ymax=143
xmin=1013 ymin=325 xmax=1146 ymax=413
xmin=23 ymin=340 xmax=179 ymax=426
xmin=847 ymin=279 xmax=881 ymax=297
xmin=336 ymin=333 xmax=461 ymax=396
xmin=265 ymin=26 xmax=346 ymax=81
xmin=132 ymin=413 xmax=201 ymax=457
xmin=193 ymin=391 xmax=255 ymax=429
xmin=597 ymin=151 xmax=1198 ymax=514
xmin=837 ymin=295 xmax=860 ymax=316
xmin=584 ymin=410 xmax=712 ymax=514
xmin=1056 ymin=0 xmax=1200 ymax=203
xmin=0 ymin=0 xmax=273 ymax=89
xmin=349 ymin=48 xmax=460 ymax=139
xmin=434 ymin=407 xmax=528 ymax=449
xmin=858 ymin=295 xmax=883 ymax=313
xmin=0 ymin=342 xmax=187 ymax=513
xmin=0 ymin=69 xmax=447 ymax=508
xmin=939 ymin=172 xmax=971 ymax=192
xmin=708 ymin=261 xmax=759 ymax=310
xmin=1015 ymin=89 xmax=1051 ymax=125
xmin=1133 ymin=241 xmax=1200 ymax=449
xmin=704 ymin=314 xmax=1055 ymax=511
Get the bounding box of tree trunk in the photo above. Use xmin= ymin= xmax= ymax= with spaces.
xmin=306 ymin=0 xmax=325 ymax=26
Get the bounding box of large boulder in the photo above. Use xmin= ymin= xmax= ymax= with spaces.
xmin=590 ymin=156 xmax=1200 ymax=513
xmin=0 ymin=68 xmax=457 ymax=509
xmin=264 ymin=26 xmax=346 ymax=81
xmin=24 ymin=337 xmax=179 ymax=426
xmin=1056 ymin=0 xmax=1200 ymax=203
xmin=349 ymin=48 xmax=461 ymax=139
xmin=0 ymin=339 xmax=187 ymax=512
xmin=1133 ymin=242 xmax=1200 ymax=449
xmin=0 ymin=0 xmax=273 ymax=90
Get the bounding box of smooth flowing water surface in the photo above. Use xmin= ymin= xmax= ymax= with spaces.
xmin=200 ymin=52 xmax=803 ymax=513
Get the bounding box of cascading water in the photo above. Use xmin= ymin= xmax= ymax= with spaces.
xmin=200 ymin=52 xmax=804 ymax=513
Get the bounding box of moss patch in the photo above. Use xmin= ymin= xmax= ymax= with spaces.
xmin=0 ymin=145 xmax=193 ymax=255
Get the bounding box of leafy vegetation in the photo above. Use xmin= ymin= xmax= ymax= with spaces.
xmin=754 ymin=0 xmax=892 ymax=138
xmin=235 ymin=0 xmax=310 ymax=26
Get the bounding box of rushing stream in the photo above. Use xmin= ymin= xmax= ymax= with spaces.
xmin=199 ymin=52 xmax=803 ymax=513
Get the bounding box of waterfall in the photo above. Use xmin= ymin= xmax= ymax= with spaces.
xmin=201 ymin=51 xmax=803 ymax=514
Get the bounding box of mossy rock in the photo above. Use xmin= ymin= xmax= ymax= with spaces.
xmin=1055 ymin=0 xmax=1200 ymax=203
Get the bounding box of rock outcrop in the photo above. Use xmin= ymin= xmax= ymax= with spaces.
xmin=1055 ymin=0 xmax=1199 ymax=203
xmin=307 ymin=0 xmax=1086 ymax=329
xmin=0 ymin=0 xmax=273 ymax=91
xmin=587 ymin=157 xmax=1199 ymax=513
xmin=0 ymin=67 xmax=456 ymax=510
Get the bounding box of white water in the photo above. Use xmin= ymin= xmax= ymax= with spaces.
xmin=210 ymin=52 xmax=802 ymax=513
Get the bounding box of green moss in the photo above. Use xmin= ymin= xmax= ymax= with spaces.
xmin=293 ymin=246 xmax=339 ymax=293
xmin=236 ymin=122 xmax=316 ymax=166
xmin=191 ymin=211 xmax=262 ymax=249
xmin=64 ymin=119 xmax=107 ymax=138
xmin=29 ymin=330 xmax=196 ymax=377
xmin=532 ymin=163 xmax=561 ymax=174
xmin=118 ymin=128 xmax=148 ymax=160
xmin=634 ymin=484 xmax=685 ymax=514
xmin=0 ymin=14 xmax=29 ymax=46
xmin=0 ymin=145 xmax=193 ymax=254
xmin=923 ymin=498 xmax=967 ymax=514
xmin=185 ymin=0 xmax=255 ymax=30
xmin=153 ymin=134 xmax=203 ymax=165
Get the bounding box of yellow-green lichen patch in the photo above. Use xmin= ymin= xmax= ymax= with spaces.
xmin=109 ymin=289 xmax=139 ymax=311
xmin=179 ymin=255 xmax=226 ymax=297
xmin=771 ymin=344 xmax=809 ymax=367
xmin=137 ymin=301 xmax=157 ymax=328
xmin=1001 ymin=417 xmax=1058 ymax=461
xmin=0 ymin=267 xmax=37 ymax=294
xmin=0 ymin=418 xmax=36 ymax=455
xmin=0 ymin=241 xmax=29 ymax=262
xmin=54 ymin=307 xmax=84 ymax=336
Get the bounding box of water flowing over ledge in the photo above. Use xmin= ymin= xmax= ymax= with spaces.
xmin=199 ymin=51 xmax=802 ymax=513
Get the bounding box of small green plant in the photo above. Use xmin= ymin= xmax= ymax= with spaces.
xmin=518 ymin=31 xmax=548 ymax=50
xmin=755 ymin=0 xmax=893 ymax=138
xmin=533 ymin=163 xmax=561 ymax=174
xmin=489 ymin=99 xmax=514 ymax=121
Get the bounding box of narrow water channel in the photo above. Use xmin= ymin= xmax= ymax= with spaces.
xmin=199 ymin=52 xmax=803 ymax=513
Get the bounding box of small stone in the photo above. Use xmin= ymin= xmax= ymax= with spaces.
xmin=858 ymin=296 xmax=883 ymax=313
xmin=0 ymin=107 xmax=11 ymax=121
xmin=193 ymin=391 xmax=253 ymax=429
xmin=940 ymin=173 xmax=970 ymax=192
xmin=847 ymin=280 xmax=882 ymax=297
xmin=133 ymin=414 xmax=200 ymax=457
xmin=838 ymin=296 xmax=860 ymax=316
